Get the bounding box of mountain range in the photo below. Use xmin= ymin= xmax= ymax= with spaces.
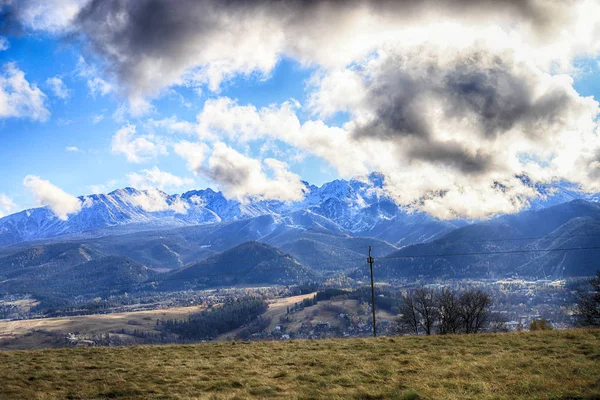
xmin=1 ymin=174 xmax=600 ymax=299
xmin=2 ymin=173 xmax=595 ymax=249
xmin=1 ymin=173 xmax=467 ymax=249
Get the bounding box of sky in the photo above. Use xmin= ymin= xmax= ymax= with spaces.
xmin=1 ymin=0 xmax=600 ymax=221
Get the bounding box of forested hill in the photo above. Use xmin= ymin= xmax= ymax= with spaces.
xmin=160 ymin=241 xmax=316 ymax=290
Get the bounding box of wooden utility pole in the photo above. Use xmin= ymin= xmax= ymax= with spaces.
xmin=367 ymin=246 xmax=377 ymax=337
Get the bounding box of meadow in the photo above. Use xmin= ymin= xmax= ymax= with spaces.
xmin=0 ymin=329 xmax=598 ymax=399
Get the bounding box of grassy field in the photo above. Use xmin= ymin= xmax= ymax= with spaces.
xmin=0 ymin=305 xmax=207 ymax=349
xmin=1 ymin=293 xmax=394 ymax=347
xmin=217 ymin=293 xmax=397 ymax=340
xmin=0 ymin=329 xmax=598 ymax=399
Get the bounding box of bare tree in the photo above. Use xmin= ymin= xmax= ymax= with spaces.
xmin=398 ymin=292 xmax=420 ymax=335
xmin=436 ymin=289 xmax=461 ymax=335
xmin=459 ymin=290 xmax=491 ymax=334
xmin=576 ymin=271 xmax=600 ymax=327
xmin=413 ymin=288 xmax=438 ymax=335
xmin=487 ymin=311 xmax=509 ymax=333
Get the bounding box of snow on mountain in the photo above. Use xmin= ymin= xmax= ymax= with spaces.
xmin=1 ymin=173 xmax=597 ymax=248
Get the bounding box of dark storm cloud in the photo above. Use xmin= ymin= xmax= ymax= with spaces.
xmin=407 ymin=140 xmax=494 ymax=174
xmin=353 ymin=69 xmax=433 ymax=139
xmin=443 ymin=55 xmax=573 ymax=139
xmin=353 ymin=50 xmax=579 ymax=141
xmin=0 ymin=0 xmax=563 ymax=99
xmin=203 ymin=161 xmax=252 ymax=190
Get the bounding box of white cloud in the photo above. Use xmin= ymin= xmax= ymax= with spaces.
xmin=307 ymin=68 xmax=366 ymax=118
xmin=127 ymin=166 xmax=194 ymax=190
xmin=111 ymin=124 xmax=168 ymax=163
xmin=0 ymin=36 xmax=9 ymax=51
xmin=191 ymin=83 xmax=600 ymax=219
xmin=92 ymin=113 xmax=104 ymax=124
xmin=21 ymin=0 xmax=599 ymax=106
xmin=131 ymin=188 xmax=188 ymax=214
xmin=7 ymin=0 xmax=600 ymax=219
xmin=301 ymin=46 xmax=600 ymax=218
xmin=148 ymin=116 xmax=196 ymax=135
xmin=45 ymin=76 xmax=70 ymax=99
xmin=87 ymin=77 xmax=113 ymax=98
xmin=65 ymin=146 xmax=80 ymax=152
xmin=6 ymin=0 xmax=86 ymax=33
xmin=76 ymin=57 xmax=113 ymax=97
xmin=0 ymin=194 xmax=15 ymax=218
xmin=22 ymin=175 xmax=82 ymax=220
xmin=174 ymin=141 xmax=209 ymax=174
xmin=0 ymin=63 xmax=49 ymax=121
xmin=194 ymin=97 xmax=373 ymax=177
xmin=204 ymin=142 xmax=306 ymax=202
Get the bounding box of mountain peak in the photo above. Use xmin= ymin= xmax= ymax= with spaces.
xmin=108 ymin=187 xmax=140 ymax=196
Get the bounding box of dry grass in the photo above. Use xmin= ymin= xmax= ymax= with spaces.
xmin=0 ymin=329 xmax=599 ymax=399
xmin=0 ymin=305 xmax=206 ymax=342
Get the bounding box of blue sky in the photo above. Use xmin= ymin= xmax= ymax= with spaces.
xmin=1 ymin=1 xmax=600 ymax=220
xmin=0 ymin=34 xmax=340 ymax=210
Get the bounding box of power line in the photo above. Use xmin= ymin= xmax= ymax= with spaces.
xmin=428 ymin=232 xmax=600 ymax=246
xmin=3 ymin=241 xmax=600 ymax=298
xmin=378 ymin=244 xmax=600 ymax=261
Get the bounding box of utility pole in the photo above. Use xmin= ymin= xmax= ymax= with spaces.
xmin=367 ymin=246 xmax=377 ymax=337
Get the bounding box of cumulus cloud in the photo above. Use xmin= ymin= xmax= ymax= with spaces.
xmin=111 ymin=124 xmax=167 ymax=163
xmin=174 ymin=141 xmax=209 ymax=174
xmin=45 ymin=76 xmax=70 ymax=99
xmin=0 ymin=63 xmax=49 ymax=121
xmin=5 ymin=0 xmax=600 ymax=218
xmin=131 ymin=188 xmax=188 ymax=214
xmin=0 ymin=193 xmax=15 ymax=218
xmin=203 ymin=142 xmax=306 ymax=202
xmin=1 ymin=0 xmax=86 ymax=33
xmin=303 ymin=45 xmax=600 ymax=218
xmin=194 ymin=97 xmax=382 ymax=177
xmin=2 ymin=0 xmax=599 ymax=105
xmin=65 ymin=146 xmax=80 ymax=152
xmin=190 ymin=80 xmax=599 ymax=218
xmin=127 ymin=166 xmax=194 ymax=190
xmin=2 ymin=0 xmax=591 ymax=105
xmin=22 ymin=175 xmax=82 ymax=220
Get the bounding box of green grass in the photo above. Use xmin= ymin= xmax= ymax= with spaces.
xmin=0 ymin=329 xmax=599 ymax=399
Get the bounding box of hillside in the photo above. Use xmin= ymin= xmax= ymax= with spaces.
xmin=161 ymin=241 xmax=316 ymax=290
xmin=363 ymin=200 xmax=600 ymax=280
xmin=0 ymin=329 xmax=598 ymax=399
xmin=1 ymin=255 xmax=153 ymax=298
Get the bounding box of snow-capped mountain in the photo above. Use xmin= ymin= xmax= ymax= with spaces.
xmin=0 ymin=173 xmax=597 ymax=248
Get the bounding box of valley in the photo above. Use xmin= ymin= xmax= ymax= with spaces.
xmin=0 ymin=183 xmax=598 ymax=351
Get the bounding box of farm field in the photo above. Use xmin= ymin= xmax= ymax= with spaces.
xmin=0 ymin=304 xmax=206 ymax=349
xmin=0 ymin=329 xmax=598 ymax=399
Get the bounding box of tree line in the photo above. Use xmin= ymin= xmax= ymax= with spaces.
xmin=577 ymin=271 xmax=600 ymax=327
xmin=159 ymin=298 xmax=268 ymax=340
xmin=397 ymin=288 xmax=496 ymax=335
